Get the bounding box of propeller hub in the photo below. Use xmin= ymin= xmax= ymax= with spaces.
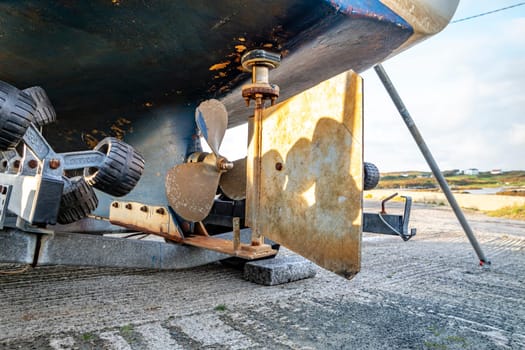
xmin=217 ymin=157 xmax=234 ymax=171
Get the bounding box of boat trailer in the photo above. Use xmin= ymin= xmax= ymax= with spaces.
xmin=0 ymin=55 xmax=415 ymax=277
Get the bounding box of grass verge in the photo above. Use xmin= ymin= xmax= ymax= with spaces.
xmin=485 ymin=204 xmax=525 ymax=221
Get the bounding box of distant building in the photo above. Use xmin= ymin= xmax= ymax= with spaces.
xmin=443 ymin=169 xmax=460 ymax=176
xmin=464 ymin=168 xmax=479 ymax=176
xmin=490 ymin=169 xmax=503 ymax=175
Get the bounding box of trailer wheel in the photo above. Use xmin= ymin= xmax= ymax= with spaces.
xmin=0 ymin=81 xmax=35 ymax=150
xmin=84 ymin=137 xmax=145 ymax=197
xmin=364 ymin=162 xmax=380 ymax=190
xmin=23 ymin=86 xmax=56 ymax=127
xmin=57 ymin=177 xmax=99 ymax=225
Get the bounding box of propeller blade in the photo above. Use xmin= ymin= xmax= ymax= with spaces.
xmin=219 ymin=157 xmax=247 ymax=200
xmin=195 ymin=99 xmax=228 ymax=156
xmin=165 ymin=162 xmax=220 ymax=222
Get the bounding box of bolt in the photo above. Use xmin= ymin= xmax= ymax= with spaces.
xmin=13 ymin=160 xmax=20 ymax=168
xmin=156 ymin=208 xmax=165 ymax=215
xmin=125 ymin=203 xmax=132 ymax=210
xmin=140 ymin=205 xmax=148 ymax=212
xmin=49 ymin=159 xmax=60 ymax=169
xmin=1 ymin=160 xmax=7 ymax=168
xmin=112 ymin=202 xmax=119 ymax=208
xmin=28 ymin=159 xmax=38 ymax=169
xmin=275 ymin=162 xmax=283 ymax=171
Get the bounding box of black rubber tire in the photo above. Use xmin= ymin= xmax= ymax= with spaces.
xmin=23 ymin=86 xmax=56 ymax=127
xmin=0 ymin=80 xmax=35 ymax=151
xmin=364 ymin=162 xmax=380 ymax=190
xmin=57 ymin=176 xmax=99 ymax=225
xmin=84 ymin=137 xmax=145 ymax=197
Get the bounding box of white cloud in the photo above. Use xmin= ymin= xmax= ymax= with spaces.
xmin=361 ymin=2 xmax=525 ymax=172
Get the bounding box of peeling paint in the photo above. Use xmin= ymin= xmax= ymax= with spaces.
xmin=234 ymin=44 xmax=246 ymax=53
xmin=83 ymin=133 xmax=99 ymax=149
xmin=82 ymin=117 xmax=134 ymax=148
xmin=209 ymin=62 xmax=230 ymax=71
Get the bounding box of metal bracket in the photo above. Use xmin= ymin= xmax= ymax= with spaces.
xmin=109 ymin=200 xmax=277 ymax=260
xmin=109 ymin=201 xmax=184 ymax=242
xmin=0 ymin=124 xmax=108 ymax=226
xmin=23 ymin=124 xmax=106 ymax=173
xmin=363 ymin=194 xmax=416 ymax=241
xmin=0 ymin=184 xmax=12 ymax=229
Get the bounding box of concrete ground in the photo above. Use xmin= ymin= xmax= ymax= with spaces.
xmin=0 ymin=200 xmax=524 ymax=349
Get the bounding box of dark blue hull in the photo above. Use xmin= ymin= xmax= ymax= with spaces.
xmin=0 ymin=0 xmax=458 ymax=212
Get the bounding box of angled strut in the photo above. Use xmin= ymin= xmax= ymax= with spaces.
xmin=374 ymin=64 xmax=489 ymax=265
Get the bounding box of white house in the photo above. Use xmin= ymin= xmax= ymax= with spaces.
xmin=464 ymin=168 xmax=479 ymax=176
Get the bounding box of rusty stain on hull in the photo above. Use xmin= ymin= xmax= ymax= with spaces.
xmin=209 ymin=62 xmax=231 ymax=71
xmin=82 ymin=117 xmax=134 ymax=148
xmin=248 ymin=70 xmax=363 ymax=279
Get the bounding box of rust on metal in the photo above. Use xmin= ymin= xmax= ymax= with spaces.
xmin=241 ymin=84 xmax=279 ymax=101
xmin=246 ymin=95 xmax=266 ymax=247
xmin=183 ymin=235 xmax=276 ymax=260
xmin=233 ymin=217 xmax=241 ymax=252
xmin=193 ymin=221 xmax=210 ymax=237
xmin=248 ymin=70 xmax=364 ymax=279
xmin=241 ymin=49 xmax=282 ymax=248
xmin=109 ymin=201 xmax=184 ymax=242
xmin=381 ymin=192 xmax=398 ymax=214
xmin=48 ymin=159 xmax=60 ymax=169
xmin=27 ymin=159 xmax=38 ymax=169
xmin=108 ymin=201 xmax=275 ymax=259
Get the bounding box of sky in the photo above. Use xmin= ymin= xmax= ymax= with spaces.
xmin=219 ymin=0 xmax=525 ymax=172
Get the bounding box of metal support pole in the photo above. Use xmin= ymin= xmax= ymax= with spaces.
xmin=374 ymin=64 xmax=489 ymax=265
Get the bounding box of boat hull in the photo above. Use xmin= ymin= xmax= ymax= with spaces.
xmin=0 ymin=0 xmax=459 ymax=213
